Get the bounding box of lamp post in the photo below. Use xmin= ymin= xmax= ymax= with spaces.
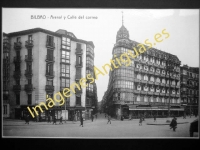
xmin=165 ymin=60 xmax=176 ymax=119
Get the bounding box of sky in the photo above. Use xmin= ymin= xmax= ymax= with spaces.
xmin=2 ymin=8 xmax=199 ymax=102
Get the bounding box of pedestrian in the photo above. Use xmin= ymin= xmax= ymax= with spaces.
xmin=25 ymin=114 xmax=29 ymax=125
xmin=154 ymin=115 xmax=156 ymax=122
xmin=47 ymin=115 xmax=51 ymax=123
xmin=80 ymin=116 xmax=83 ymax=127
xmin=139 ymin=117 xmax=142 ymax=126
xmin=142 ymin=114 xmax=145 ymax=121
xmin=107 ymin=115 xmax=111 ymax=124
xmin=121 ymin=115 xmax=124 ymax=121
xmin=170 ymin=116 xmax=177 ymax=132
xmin=95 ymin=114 xmax=97 ymax=119
xmin=53 ymin=116 xmax=56 ymax=125
xmin=91 ymin=114 xmax=94 ymax=122
xmin=59 ymin=116 xmax=63 ymax=124
xmin=183 ymin=113 xmax=186 ymax=119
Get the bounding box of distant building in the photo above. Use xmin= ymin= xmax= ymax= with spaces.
xmin=3 ymin=28 xmax=97 ymax=120
xmin=180 ymin=65 xmax=199 ymax=115
xmin=104 ymin=23 xmax=183 ymax=119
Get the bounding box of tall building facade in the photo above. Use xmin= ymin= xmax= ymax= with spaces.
xmin=3 ymin=28 xmax=97 ymax=120
xmin=180 ymin=65 xmax=199 ymax=116
xmin=104 ymin=24 xmax=183 ymax=119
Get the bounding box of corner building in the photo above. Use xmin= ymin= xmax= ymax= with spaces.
xmin=105 ymin=24 xmax=183 ymax=119
xmin=3 ymin=28 xmax=97 ymax=120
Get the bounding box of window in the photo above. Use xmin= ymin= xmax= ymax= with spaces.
xmin=61 ymin=64 xmax=70 ymax=77
xmin=144 ymin=75 xmax=148 ymax=81
xmin=61 ymin=51 xmax=70 ymax=63
xmin=17 ymin=37 xmax=21 ymax=42
xmin=77 ymin=43 xmax=81 ymax=49
xmin=16 ymin=94 xmax=20 ymax=105
xmin=76 ymin=96 xmax=81 ymax=105
xmin=62 ymin=37 xmax=70 ymax=46
xmin=78 ymin=56 xmax=82 ymax=65
xmin=47 ymin=35 xmax=54 ymax=46
xmin=46 ymin=63 xmax=53 ymax=74
xmin=86 ymin=57 xmax=94 ymax=68
xmin=61 ymin=78 xmax=70 ymax=88
xmin=3 ymin=105 xmax=7 ymax=115
xmin=28 ymin=35 xmax=32 ymax=41
xmin=47 ymin=78 xmax=53 ymax=86
xmin=65 ymin=97 xmax=70 ymax=106
xmin=47 ymin=49 xmax=54 ymax=60
xmin=28 ymin=79 xmax=32 ymax=84
xmin=28 ymin=94 xmax=32 ymax=105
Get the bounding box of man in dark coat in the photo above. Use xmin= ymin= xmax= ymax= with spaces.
xmin=121 ymin=115 xmax=124 ymax=121
xmin=47 ymin=115 xmax=51 ymax=123
xmin=107 ymin=115 xmax=111 ymax=124
xmin=53 ymin=116 xmax=56 ymax=125
xmin=25 ymin=114 xmax=29 ymax=124
xmin=80 ymin=116 xmax=83 ymax=127
xmin=170 ymin=117 xmax=177 ymax=131
xmin=139 ymin=116 xmax=143 ymax=126
xmin=154 ymin=115 xmax=156 ymax=122
xmin=59 ymin=116 xmax=63 ymax=124
xmin=91 ymin=114 xmax=94 ymax=122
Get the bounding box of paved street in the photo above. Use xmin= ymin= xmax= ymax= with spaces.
xmin=3 ymin=113 xmax=198 ymax=138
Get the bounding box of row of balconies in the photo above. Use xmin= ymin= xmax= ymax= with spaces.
xmin=14 ymin=40 xmax=34 ymax=50
xmin=181 ymin=94 xmax=199 ymax=98
xmin=133 ymin=90 xmax=180 ymax=97
xmin=13 ymin=84 xmax=57 ymax=92
xmin=13 ymin=70 xmax=33 ymax=79
xmin=134 ymin=59 xmax=180 ymax=72
xmin=134 ymin=79 xmax=180 ymax=88
xmin=134 ymin=68 xmax=180 ymax=80
xmin=13 ymin=55 xmax=33 ymax=63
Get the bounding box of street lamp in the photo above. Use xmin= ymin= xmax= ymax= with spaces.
xmin=165 ymin=60 xmax=176 ymax=119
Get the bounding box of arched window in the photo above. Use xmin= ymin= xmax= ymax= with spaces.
xmin=150 ymin=76 xmax=154 ymax=82
xmin=162 ymin=88 xmax=165 ymax=93
xmin=137 ymin=85 xmax=141 ymax=90
xmin=144 ymin=75 xmax=148 ymax=81
xmin=144 ymin=85 xmax=148 ymax=91
xmin=162 ymin=70 xmax=165 ymax=74
xmin=137 ymin=74 xmax=141 ymax=80
xmin=162 ymin=78 xmax=165 ymax=84
xmin=144 ymin=96 xmax=148 ymax=102
xmin=156 ymin=77 xmax=160 ymax=83
xmin=137 ymin=95 xmax=140 ymax=102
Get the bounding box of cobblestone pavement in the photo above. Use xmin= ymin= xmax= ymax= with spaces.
xmin=3 ymin=114 xmax=199 ymax=138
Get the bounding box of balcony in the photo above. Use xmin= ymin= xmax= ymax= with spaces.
xmin=160 ymin=83 xmax=165 ymax=86
xmin=155 ymin=82 xmax=160 ymax=86
xmin=76 ymin=74 xmax=82 ymax=80
xmin=147 ymin=61 xmax=153 ymax=66
xmin=181 ymin=94 xmax=187 ymax=98
xmin=24 ymin=84 xmax=33 ymax=92
xmin=153 ymin=63 xmax=159 ymax=67
xmin=154 ymin=92 xmax=159 ymax=96
xmin=175 ymin=85 xmax=180 ymax=88
xmin=141 ymin=91 xmax=147 ymax=95
xmin=13 ymin=85 xmax=21 ymax=92
xmin=25 ymin=40 xmax=34 ymax=48
xmin=141 ymin=69 xmax=148 ymax=74
xmin=134 ymin=90 xmax=140 ymax=94
xmin=160 ymin=93 xmax=165 ymax=96
xmin=161 ymin=74 xmax=165 ymax=77
xmin=45 ymin=55 xmax=55 ymax=62
xmin=140 ymin=59 xmax=147 ymax=64
xmin=141 ymin=80 xmax=148 ymax=84
xmin=134 ymin=58 xmax=140 ymax=62
xmin=45 ymin=71 xmax=55 ymax=78
xmin=160 ymin=65 xmax=165 ymax=69
xmin=45 ymin=85 xmax=54 ymax=92
xmin=75 ymin=88 xmax=82 ymax=94
xmin=46 ymin=42 xmax=55 ymax=49
xmin=175 ymin=77 xmax=180 ymax=80
xmin=134 ymin=68 xmax=139 ymax=72
xmin=14 ymin=42 xmax=22 ymax=50
xmin=13 ymin=70 xmax=21 ymax=79
xmin=171 ymin=76 xmax=176 ymax=80
xmin=148 ymin=91 xmax=153 ymax=95
xmin=75 ymin=61 xmax=83 ymax=68
xmin=75 ymin=49 xmax=83 ymax=55
xmin=25 ymin=55 xmax=33 ymax=62
xmin=13 ymin=56 xmax=21 ymax=63
xmin=176 ymin=94 xmax=180 ymax=97
xmin=165 ymin=84 xmax=169 ymax=87
xmin=165 ymin=75 xmax=169 ymax=78
xmin=171 ymin=85 xmax=175 ymax=88
xmin=134 ymin=78 xmax=141 ymax=83
xmin=166 ymin=93 xmax=169 ymax=96
xmin=148 ymin=81 xmax=154 ymax=85
xmin=149 ymin=71 xmax=154 ymax=75
xmin=25 ymin=70 xmax=33 ymax=77
xmin=3 ymin=41 xmax=10 ymax=50
xmin=171 ymin=94 xmax=176 ymax=97
xmin=155 ymin=72 xmax=160 ymax=76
